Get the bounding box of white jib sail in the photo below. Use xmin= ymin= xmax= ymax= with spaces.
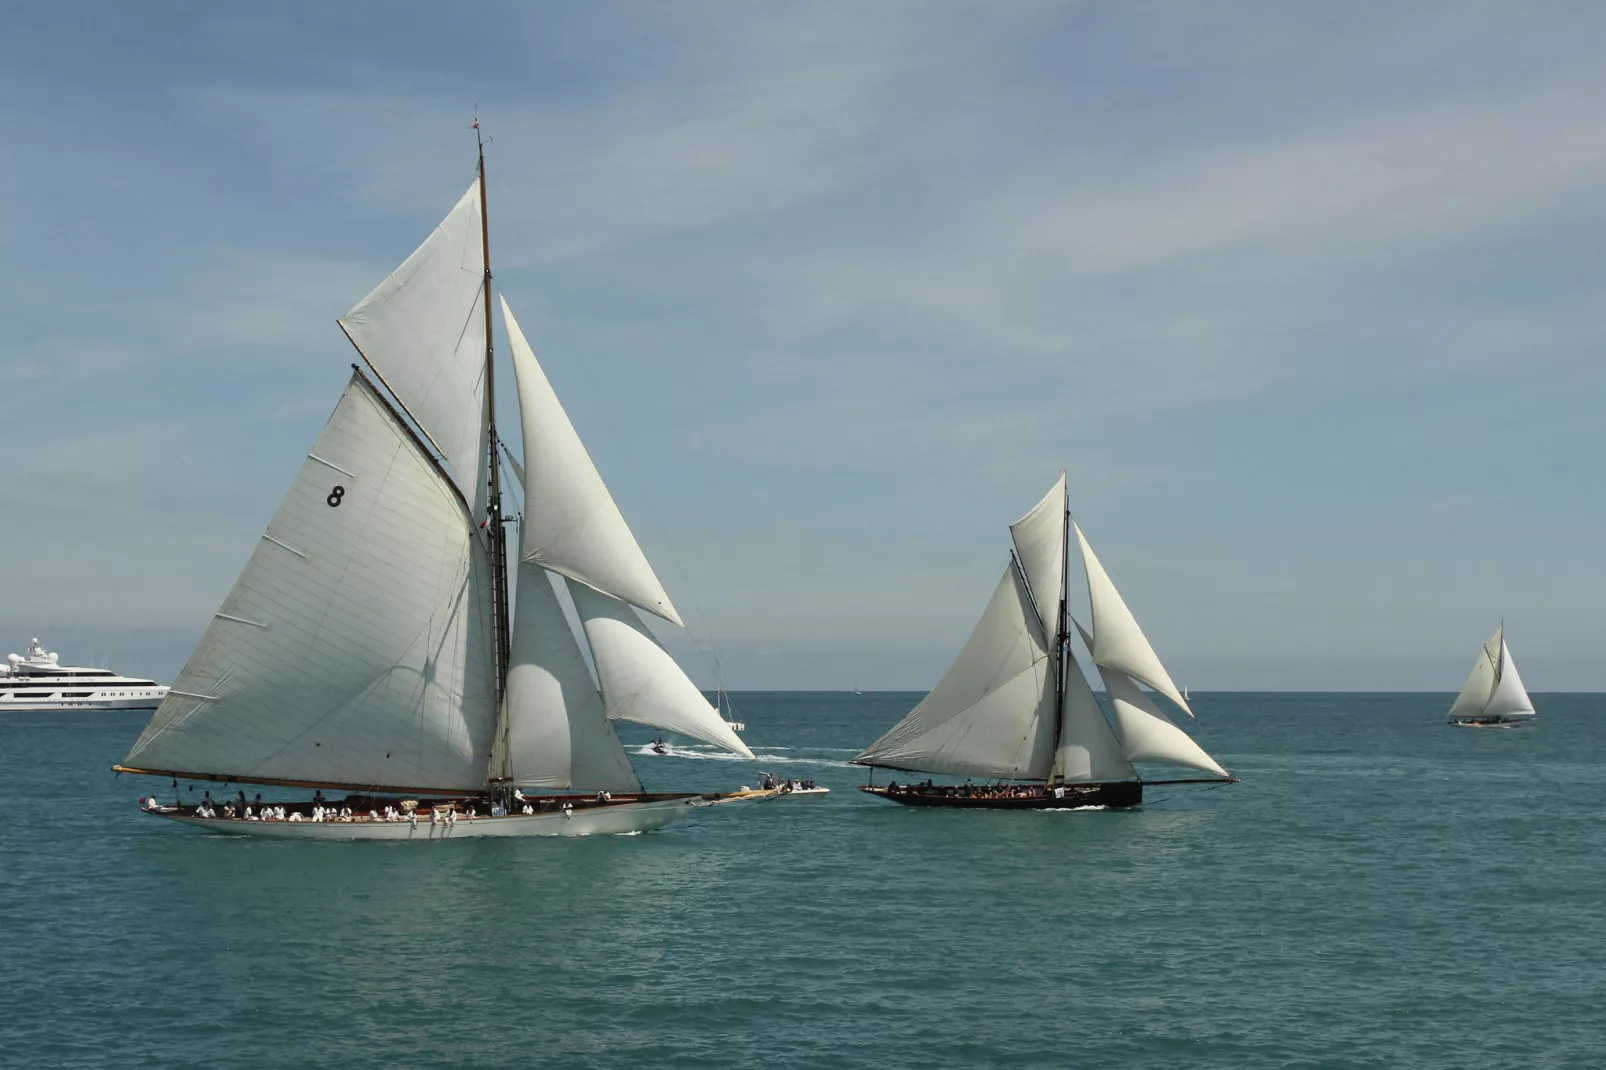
xmin=854 ymin=562 xmax=1057 ymax=780
xmin=1097 ymin=664 xmax=1228 ymax=778
xmin=1074 ymin=521 xmax=1192 ymax=716
xmin=1009 ymin=474 xmax=1066 ymax=635
xmin=499 ymin=561 xmax=642 ymax=793
xmin=1485 ymin=639 xmax=1536 ymax=718
xmin=123 ymin=376 xmax=498 ymax=791
xmin=567 ymin=580 xmax=754 ymax=758
xmin=503 ymin=297 xmax=683 ymax=625
xmin=338 ymin=181 xmax=489 ymax=507
xmin=1054 ymin=648 xmax=1136 ymax=783
xmin=1447 ymin=632 xmax=1500 ymax=720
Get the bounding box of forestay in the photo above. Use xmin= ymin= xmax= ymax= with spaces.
xmin=854 ymin=562 xmax=1057 ymax=779
xmin=1009 ymin=474 xmax=1066 ymax=634
xmin=1053 ymin=648 xmax=1136 ymax=783
xmin=495 ymin=561 xmax=642 ymax=793
xmin=567 ymin=581 xmax=754 ymax=758
xmin=503 ymin=298 xmax=683 ymax=625
xmin=1097 ymin=664 xmax=1228 ymax=778
xmin=1074 ymin=521 xmax=1192 ymax=716
xmin=338 ymin=182 xmax=489 ymax=507
xmin=122 ymin=376 xmax=498 ymax=792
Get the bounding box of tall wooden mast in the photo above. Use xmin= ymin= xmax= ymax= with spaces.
xmin=477 ymin=124 xmax=511 ymax=706
xmin=1051 ymin=476 xmax=1070 ymax=783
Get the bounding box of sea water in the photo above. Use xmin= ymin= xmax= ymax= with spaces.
xmin=1 ymin=692 xmax=1601 ymax=1069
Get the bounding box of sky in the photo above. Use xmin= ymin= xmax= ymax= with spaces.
xmin=2 ymin=1 xmax=1604 ymax=691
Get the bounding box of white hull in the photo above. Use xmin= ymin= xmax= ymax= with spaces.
xmin=2 ymin=696 xmax=166 ymax=713
xmin=1449 ymin=717 xmax=1536 ymax=729
xmin=151 ymin=796 xmax=704 ymax=839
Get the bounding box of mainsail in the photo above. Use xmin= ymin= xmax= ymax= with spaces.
xmin=854 ymin=561 xmax=1057 ymax=779
xmin=121 ymin=375 xmax=498 ymax=793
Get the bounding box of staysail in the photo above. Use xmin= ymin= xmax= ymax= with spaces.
xmin=503 ymin=297 xmax=683 ymax=625
xmin=1485 ymin=638 xmax=1536 ymax=719
xmin=567 ymin=581 xmax=754 ymax=758
xmin=854 ymin=561 xmax=1057 ymax=779
xmin=1053 ymin=648 xmax=1136 ymax=783
xmin=1074 ymin=521 xmax=1192 ymax=716
xmin=495 ymin=561 xmax=642 ymax=793
xmin=1096 ymin=663 xmax=1230 ymax=778
xmin=120 ymin=375 xmax=498 ymax=792
xmin=338 ymin=181 xmax=489 ymax=506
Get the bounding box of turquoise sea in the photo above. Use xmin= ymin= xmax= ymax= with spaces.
xmin=2 ymin=692 xmax=1602 ymax=1069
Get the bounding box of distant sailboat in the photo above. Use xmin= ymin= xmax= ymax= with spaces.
xmin=854 ymin=474 xmax=1233 ymax=809
xmin=114 ymin=134 xmax=755 ymax=838
xmin=1447 ymin=625 xmax=1536 ymax=728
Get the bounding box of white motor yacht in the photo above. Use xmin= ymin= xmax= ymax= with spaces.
xmin=0 ymin=638 xmax=168 ymax=712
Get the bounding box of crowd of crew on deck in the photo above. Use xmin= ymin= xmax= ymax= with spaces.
xmin=882 ymin=779 xmax=1071 ymax=800
xmin=141 ymin=786 xmax=640 ymax=824
xmin=757 ymin=773 xmax=818 ymax=792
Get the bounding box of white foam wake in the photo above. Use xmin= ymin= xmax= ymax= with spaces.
xmin=633 ymin=744 xmax=849 ymax=768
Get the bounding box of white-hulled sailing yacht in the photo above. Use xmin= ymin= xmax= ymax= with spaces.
xmin=854 ymin=474 xmax=1233 ymax=809
xmin=115 ymin=135 xmax=755 ymax=839
xmin=1446 ymin=625 xmax=1536 ymax=728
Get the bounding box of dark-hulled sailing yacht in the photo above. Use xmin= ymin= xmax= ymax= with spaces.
xmin=853 ymin=474 xmax=1234 ymax=809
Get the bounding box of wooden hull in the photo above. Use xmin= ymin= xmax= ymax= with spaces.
xmin=860 ymin=781 xmax=1144 ymax=810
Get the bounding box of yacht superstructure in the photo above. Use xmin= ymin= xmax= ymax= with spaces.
xmin=0 ymin=638 xmax=168 ymax=712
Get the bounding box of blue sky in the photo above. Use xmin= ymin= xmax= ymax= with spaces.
xmin=3 ymin=2 xmax=1603 ymax=690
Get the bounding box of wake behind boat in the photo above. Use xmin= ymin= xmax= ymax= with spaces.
xmin=854 ymin=474 xmax=1234 ymax=810
xmin=114 ymin=132 xmax=757 ymax=838
xmin=1447 ymin=625 xmax=1536 ymax=728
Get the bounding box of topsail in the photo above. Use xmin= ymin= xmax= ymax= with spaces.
xmin=338 ymin=182 xmax=489 ymax=508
